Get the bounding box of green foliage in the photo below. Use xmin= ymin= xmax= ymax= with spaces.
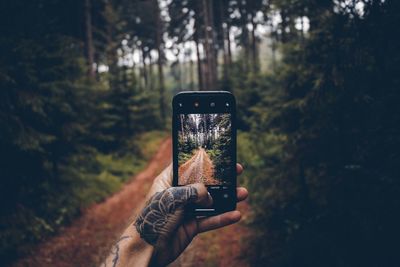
xmin=235 ymin=1 xmax=400 ymax=267
xmin=211 ymin=114 xmax=232 ymax=182
xmin=178 ymin=150 xmax=195 ymax=167
xmin=0 ymin=1 xmax=166 ymax=263
xmin=132 ymin=130 xmax=169 ymax=160
xmin=92 ymin=89 xmax=163 ymax=151
xmin=0 ymin=131 xmax=166 ymax=262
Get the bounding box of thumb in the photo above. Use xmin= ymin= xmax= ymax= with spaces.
xmin=162 ymin=183 xmax=212 ymax=211
xmin=183 ymin=183 xmax=213 ymax=207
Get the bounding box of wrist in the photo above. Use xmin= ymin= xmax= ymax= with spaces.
xmin=125 ymin=230 xmax=155 ymax=267
xmin=104 ymin=227 xmax=154 ymax=267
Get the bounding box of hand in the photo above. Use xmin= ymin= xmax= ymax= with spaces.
xmin=136 ymin=163 xmax=248 ymax=266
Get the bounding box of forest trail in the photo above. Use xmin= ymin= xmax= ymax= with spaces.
xmin=179 ymin=148 xmax=219 ymax=185
xmin=13 ymin=137 xmax=173 ymax=267
xmin=169 ymin=200 xmax=252 ymax=267
xmin=13 ymin=138 xmax=251 ymax=267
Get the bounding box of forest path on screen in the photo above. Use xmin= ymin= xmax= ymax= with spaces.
xmin=13 ymin=137 xmax=251 ymax=267
xmin=178 ymin=147 xmax=220 ymax=185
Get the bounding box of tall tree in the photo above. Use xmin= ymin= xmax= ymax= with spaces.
xmin=201 ymin=0 xmax=217 ymax=90
xmin=154 ymin=0 xmax=166 ymax=125
xmin=194 ymin=1 xmax=205 ymax=90
xmin=84 ymin=0 xmax=96 ymax=79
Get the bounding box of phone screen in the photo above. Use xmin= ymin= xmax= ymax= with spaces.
xmin=173 ymin=92 xmax=236 ymax=215
xmin=177 ymin=113 xmax=233 ymax=187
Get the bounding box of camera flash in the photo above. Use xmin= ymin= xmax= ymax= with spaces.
xmin=225 ymin=102 xmax=230 ymax=107
xmin=194 ymin=102 xmax=199 ymax=107
xmin=178 ymin=103 xmax=183 ymax=107
xmin=210 ymin=102 xmax=215 ymax=107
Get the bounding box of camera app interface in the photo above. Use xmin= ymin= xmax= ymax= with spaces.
xmin=177 ymin=113 xmax=232 ymax=186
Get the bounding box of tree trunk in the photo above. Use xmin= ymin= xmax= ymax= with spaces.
xmin=239 ymin=2 xmax=249 ymax=73
xmin=207 ymin=0 xmax=218 ymax=88
xmin=300 ymin=13 xmax=305 ymax=42
xmin=201 ymin=0 xmax=210 ymax=90
xmin=149 ymin=53 xmax=154 ymax=90
xmin=141 ymin=45 xmax=148 ymax=89
xmin=227 ymin=23 xmax=232 ymax=68
xmin=251 ymin=13 xmax=258 ymax=73
xmin=84 ymin=0 xmax=95 ymax=79
xmin=131 ymin=51 xmax=138 ymax=90
xmin=194 ymin=29 xmax=204 ymax=91
xmin=154 ymin=0 xmax=166 ymax=125
xmin=220 ymin=0 xmax=228 ymax=81
xmin=269 ymin=18 xmax=276 ymax=72
xmin=190 ymin=57 xmax=195 ymax=91
xmin=94 ymin=52 xmax=101 ymax=82
xmin=105 ymin=7 xmax=118 ymax=89
xmin=178 ymin=60 xmax=183 ymax=91
xmin=180 ymin=115 xmax=185 ymax=141
xmin=175 ymin=48 xmax=183 ymax=91
xmin=280 ymin=10 xmax=288 ymax=43
xmin=122 ymin=63 xmax=128 ymax=89
xmin=202 ymin=0 xmax=217 ymax=90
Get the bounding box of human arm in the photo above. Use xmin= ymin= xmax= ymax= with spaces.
xmin=102 ymin=164 xmax=248 ymax=267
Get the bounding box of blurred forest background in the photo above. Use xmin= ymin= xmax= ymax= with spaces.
xmin=1 ymin=0 xmax=400 ymax=266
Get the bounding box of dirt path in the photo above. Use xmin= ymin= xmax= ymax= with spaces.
xmin=169 ymin=200 xmax=252 ymax=267
xmin=13 ymin=138 xmax=173 ymax=267
xmin=179 ymin=148 xmax=219 ymax=185
xmin=13 ymin=138 xmax=252 ymax=267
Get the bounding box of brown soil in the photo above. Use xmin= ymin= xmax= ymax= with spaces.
xmin=169 ymin=201 xmax=252 ymax=267
xmin=13 ymin=137 xmax=252 ymax=267
xmin=178 ymin=148 xmax=219 ymax=185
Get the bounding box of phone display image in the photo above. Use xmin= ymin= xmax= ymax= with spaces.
xmin=173 ymin=91 xmax=237 ymax=215
xmin=177 ymin=113 xmax=232 ymax=186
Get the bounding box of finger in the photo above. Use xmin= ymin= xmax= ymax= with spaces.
xmin=185 ymin=183 xmax=213 ymax=207
xmin=197 ymin=210 xmax=242 ymax=233
xmin=236 ymin=163 xmax=244 ymax=175
xmin=236 ymin=187 xmax=248 ymax=202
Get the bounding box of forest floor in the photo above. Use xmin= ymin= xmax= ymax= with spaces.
xmin=179 ymin=148 xmax=220 ymax=185
xmin=13 ymin=138 xmax=251 ymax=267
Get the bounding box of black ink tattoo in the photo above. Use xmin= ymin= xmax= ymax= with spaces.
xmin=134 ymin=186 xmax=198 ymax=245
xmin=102 ymin=235 xmax=132 ymax=267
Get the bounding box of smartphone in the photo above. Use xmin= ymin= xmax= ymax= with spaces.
xmin=172 ymin=91 xmax=237 ymax=216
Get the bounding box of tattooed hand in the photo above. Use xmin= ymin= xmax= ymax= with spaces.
xmin=102 ymin=164 xmax=248 ymax=267
xmin=135 ymin=185 xmax=207 ymax=246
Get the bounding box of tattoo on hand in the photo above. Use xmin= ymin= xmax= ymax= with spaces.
xmin=134 ymin=186 xmax=198 ymax=245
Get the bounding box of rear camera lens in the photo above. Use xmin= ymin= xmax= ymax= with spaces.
xmin=194 ymin=102 xmax=199 ymax=107
xmin=210 ymin=102 xmax=215 ymax=107
xmin=178 ymin=103 xmax=183 ymax=107
xmin=225 ymin=102 xmax=230 ymax=107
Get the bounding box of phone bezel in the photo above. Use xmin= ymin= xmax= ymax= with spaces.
xmin=172 ymin=91 xmax=237 ymax=216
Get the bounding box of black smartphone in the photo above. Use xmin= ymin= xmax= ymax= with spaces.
xmin=172 ymin=91 xmax=237 ymax=216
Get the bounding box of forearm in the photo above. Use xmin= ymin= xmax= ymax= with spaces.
xmin=102 ymin=226 xmax=154 ymax=267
